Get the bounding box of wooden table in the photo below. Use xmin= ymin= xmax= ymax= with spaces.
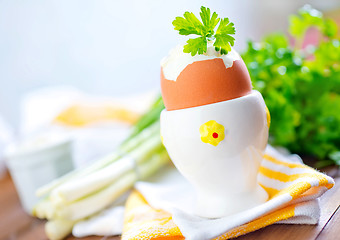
xmin=0 ymin=166 xmax=339 ymax=240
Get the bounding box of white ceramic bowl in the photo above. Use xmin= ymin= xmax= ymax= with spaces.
xmin=5 ymin=133 xmax=74 ymax=214
xmin=160 ymin=90 xmax=269 ymax=218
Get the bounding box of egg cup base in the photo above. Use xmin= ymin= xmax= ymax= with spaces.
xmin=194 ymin=184 xmax=268 ymax=218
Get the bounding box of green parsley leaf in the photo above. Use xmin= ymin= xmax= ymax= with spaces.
xmin=242 ymin=5 xmax=340 ymax=166
xmin=172 ymin=6 xmax=236 ymax=56
xmin=214 ymin=18 xmax=235 ymax=54
xmin=199 ymin=6 xmax=219 ymax=36
xmin=173 ymin=12 xmax=205 ymax=36
xmin=323 ymin=19 xmax=337 ymax=38
xmin=183 ymin=37 xmax=207 ymax=56
xmin=216 ymin=17 xmax=236 ymax=36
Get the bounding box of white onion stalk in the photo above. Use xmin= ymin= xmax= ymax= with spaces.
xmin=56 ymin=172 xmax=136 ymax=221
xmin=38 ymin=150 xmax=168 ymax=240
xmin=34 ymin=125 xmax=164 ymax=221
xmin=34 ymin=96 xmax=167 ymax=240
xmin=36 ymin=152 xmax=120 ymax=197
xmin=51 ymin=133 xmax=162 ymax=203
xmin=32 ymin=197 xmax=56 ymax=220
xmin=52 ymin=158 xmax=134 ymax=203
xmin=45 ymin=219 xmax=76 ymax=240
xmin=36 ymin=122 xmax=160 ymax=197
xmin=55 ymin=150 xmax=168 ymax=221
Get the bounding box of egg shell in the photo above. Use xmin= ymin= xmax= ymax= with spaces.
xmin=161 ymin=58 xmax=252 ymax=111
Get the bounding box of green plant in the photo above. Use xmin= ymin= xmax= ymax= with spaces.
xmin=241 ymin=5 xmax=340 ymax=167
xmin=172 ymin=6 xmax=236 ymax=56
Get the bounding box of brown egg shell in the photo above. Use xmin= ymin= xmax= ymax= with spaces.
xmin=161 ymin=58 xmax=253 ymax=111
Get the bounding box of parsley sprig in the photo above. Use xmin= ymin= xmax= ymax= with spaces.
xmin=172 ymin=6 xmax=236 ymax=56
xmin=242 ymin=5 xmax=340 ymax=167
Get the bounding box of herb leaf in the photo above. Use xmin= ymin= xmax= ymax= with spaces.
xmin=173 ymin=12 xmax=204 ymax=36
xmin=242 ymin=5 xmax=340 ymax=166
xmin=214 ymin=18 xmax=235 ymax=55
xmin=199 ymin=6 xmax=220 ymax=35
xmin=172 ymin=6 xmax=236 ymax=56
xmin=183 ymin=37 xmax=207 ymax=56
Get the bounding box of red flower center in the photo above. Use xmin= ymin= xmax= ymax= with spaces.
xmin=212 ymin=132 xmax=218 ymax=138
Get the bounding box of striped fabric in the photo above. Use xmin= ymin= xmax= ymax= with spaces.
xmin=121 ymin=146 xmax=334 ymax=240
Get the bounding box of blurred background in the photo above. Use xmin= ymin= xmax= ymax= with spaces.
xmin=1 ymin=0 xmax=339 ymax=130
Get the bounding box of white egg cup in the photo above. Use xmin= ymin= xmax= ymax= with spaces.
xmin=160 ymin=90 xmax=269 ymax=218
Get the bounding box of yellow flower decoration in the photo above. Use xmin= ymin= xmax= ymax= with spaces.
xmin=199 ymin=120 xmax=225 ymax=146
xmin=265 ymin=106 xmax=271 ymax=128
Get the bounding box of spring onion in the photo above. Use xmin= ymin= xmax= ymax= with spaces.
xmin=34 ymin=95 xmax=168 ymax=239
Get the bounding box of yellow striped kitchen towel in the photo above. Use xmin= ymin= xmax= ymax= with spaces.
xmin=121 ymin=145 xmax=334 ymax=240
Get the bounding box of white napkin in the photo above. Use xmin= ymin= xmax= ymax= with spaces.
xmin=135 ymin=168 xmax=322 ymax=240
xmin=72 ymin=206 xmax=125 ymax=238
xmin=73 ymin=145 xmax=334 ymax=240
